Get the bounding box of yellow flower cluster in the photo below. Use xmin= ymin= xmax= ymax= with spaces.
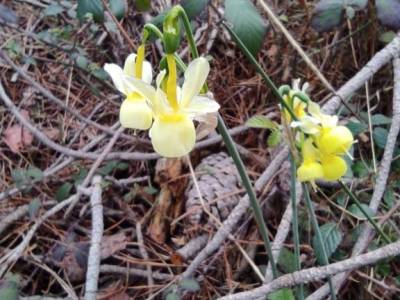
xmin=104 ymin=48 xmax=220 ymax=158
xmin=283 ymin=80 xmax=354 ymax=183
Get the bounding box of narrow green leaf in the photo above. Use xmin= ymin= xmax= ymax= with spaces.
xmin=267 ymin=288 xmax=295 ymax=300
xmin=246 ymin=115 xmax=277 ymax=129
xmin=225 ymin=0 xmax=268 ymax=56
xmin=376 ymin=0 xmax=400 ymax=30
xmin=179 ymin=278 xmax=200 ymax=292
xmin=77 ymin=0 xmax=104 ymax=23
xmin=55 ymin=182 xmax=73 ymax=202
xmin=312 ymin=222 xmax=342 ymax=264
xmin=267 ymin=130 xmax=282 ymax=147
xmin=28 ymin=198 xmax=41 ymax=220
xmin=109 ymin=0 xmax=127 ymax=20
xmin=311 ymin=0 xmax=344 ymax=32
xmin=44 ymin=4 xmax=64 ymax=16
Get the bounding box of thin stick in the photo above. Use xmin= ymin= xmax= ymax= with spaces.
xmin=136 ymin=222 xmax=154 ymax=288
xmin=84 ymin=175 xmax=104 ymax=300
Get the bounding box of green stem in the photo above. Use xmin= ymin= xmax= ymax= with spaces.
xmin=176 ymin=5 xmax=200 ymax=59
xmin=218 ymin=114 xmax=278 ymax=278
xmin=289 ymin=155 xmax=304 ymax=300
xmin=302 ymin=183 xmax=337 ymax=300
xmin=339 ymin=180 xmax=391 ymax=243
xmin=221 ymin=21 xmax=297 ymax=121
xmin=143 ymin=23 xmax=186 ymax=72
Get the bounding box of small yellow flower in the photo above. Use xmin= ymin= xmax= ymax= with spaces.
xmin=297 ymin=138 xmax=324 ymax=182
xmin=125 ymin=56 xmax=220 ymax=158
xmin=320 ymin=154 xmax=347 ymax=181
xmin=104 ymin=46 xmax=153 ymax=130
xmin=317 ymin=125 xmax=354 ymax=156
xmin=283 ymin=79 xmax=309 ymax=121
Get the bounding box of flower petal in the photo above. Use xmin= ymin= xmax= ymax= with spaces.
xmin=181 ymin=57 xmax=210 ymax=107
xmin=297 ymin=161 xmax=324 ymax=182
xmin=321 ymin=155 xmax=347 ymax=181
xmin=123 ymin=53 xmax=137 ymax=77
xmin=104 ymin=63 xmax=126 ymax=95
xmin=149 ymin=114 xmax=196 ymax=157
xmin=124 ymin=76 xmax=157 ymax=104
xmin=318 ymin=125 xmax=354 ymax=155
xmin=183 ymin=95 xmax=220 ymax=118
xmin=119 ymin=98 xmax=153 ymax=130
xmin=142 ymin=60 xmax=153 ymax=84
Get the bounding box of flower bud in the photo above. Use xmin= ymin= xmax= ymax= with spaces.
xmin=163 ymin=6 xmax=181 ymax=54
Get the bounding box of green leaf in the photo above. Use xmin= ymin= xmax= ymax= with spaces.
xmin=182 ymin=0 xmax=208 ymax=19
xmin=278 ymin=248 xmax=297 ymax=273
xmin=373 ymin=127 xmax=388 ymax=149
xmin=347 ymin=0 xmax=368 ymax=9
xmin=75 ymin=55 xmax=89 ymax=70
xmin=311 ymin=0 xmax=344 ymax=32
xmin=376 ymin=0 xmax=400 ymax=30
xmin=225 ymin=0 xmax=268 ymax=56
xmin=77 ymin=0 xmax=104 ymax=23
xmin=0 ymin=275 xmax=19 ymax=300
xmin=28 ymin=198 xmax=41 ymax=220
xmin=109 ymin=0 xmax=127 ymax=20
xmin=55 ymin=182 xmax=73 ymax=202
xmin=379 ymin=31 xmax=397 ymax=44
xmin=72 ymin=167 xmax=88 ymax=185
xmin=26 ymin=167 xmax=44 ymax=181
xmin=312 ymin=222 xmax=342 ymax=264
xmin=348 ymin=203 xmax=374 ymax=220
xmin=179 ymin=278 xmax=200 ymax=292
xmin=44 ymin=4 xmax=64 ymax=16
xmin=135 ymin=0 xmax=151 ymax=11
xmin=246 ymin=115 xmax=277 ymax=129
xmin=267 ymin=288 xmax=295 ymax=300
xmin=346 ymin=121 xmax=367 ymax=135
xmin=267 ymin=130 xmax=282 ymax=147
xmin=384 ymin=188 xmax=394 ymax=208
xmin=371 ymin=113 xmax=392 ymax=125
xmin=98 ymin=160 xmax=120 ymax=175
xmin=352 ymin=161 xmax=369 ymax=178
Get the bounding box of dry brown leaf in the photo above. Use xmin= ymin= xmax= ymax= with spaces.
xmin=3 ymin=110 xmax=33 ymax=153
xmin=101 ymin=232 xmax=128 ymax=259
xmin=43 ymin=127 xmax=60 ymax=140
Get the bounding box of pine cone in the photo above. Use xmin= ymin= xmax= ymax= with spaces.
xmin=185 ymin=152 xmax=242 ymax=226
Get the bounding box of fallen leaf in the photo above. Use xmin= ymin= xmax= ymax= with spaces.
xmin=101 ymin=233 xmax=128 ymax=259
xmin=43 ymin=128 xmax=60 ymax=140
xmin=3 ymin=110 xmax=33 ymax=153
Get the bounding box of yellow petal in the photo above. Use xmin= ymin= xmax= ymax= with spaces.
xmin=119 ymin=97 xmax=153 ymax=130
xmin=321 ymin=155 xmax=347 ymax=181
xmin=318 ymin=125 xmax=354 ymax=155
xmin=149 ymin=114 xmax=195 ymax=158
xmin=302 ymin=138 xmax=320 ymax=163
xmin=297 ymin=161 xmax=324 ymax=182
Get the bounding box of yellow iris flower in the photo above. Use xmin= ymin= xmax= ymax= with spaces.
xmin=124 ymin=56 xmax=220 ymax=158
xmin=297 ymin=138 xmax=324 ymax=182
xmin=104 ymin=46 xmax=153 ymax=130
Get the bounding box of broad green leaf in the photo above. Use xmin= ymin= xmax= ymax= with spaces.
xmin=77 ymin=0 xmax=104 ymax=23
xmin=98 ymin=160 xmax=120 ymax=175
xmin=376 ymin=0 xmax=400 ymax=30
xmin=373 ymin=127 xmax=388 ymax=149
xmin=29 ymin=198 xmax=41 ymax=220
xmin=11 ymin=169 xmax=27 ymax=189
xmin=0 ymin=275 xmax=19 ymax=300
xmin=348 ymin=203 xmax=374 ymax=220
xmin=371 ymin=113 xmax=392 ymax=125
xmin=384 ymin=188 xmax=394 ymax=208
xmin=311 ymin=0 xmax=344 ymax=32
xmin=267 ymin=288 xmax=295 ymax=300
xmin=346 ymin=121 xmax=367 ymax=135
xmin=72 ymin=167 xmax=88 ymax=185
xmin=312 ymin=222 xmax=342 ymax=264
xmin=179 ymin=278 xmax=200 ymax=292
xmin=136 ymin=0 xmax=151 ymax=11
xmin=44 ymin=4 xmax=64 ymax=16
xmin=246 ymin=115 xmax=277 ymax=129
xmin=26 ymin=167 xmax=44 ymax=181
xmin=225 ymin=0 xmax=268 ymax=56
xmin=55 ymin=182 xmax=73 ymax=202
xmin=352 ymin=161 xmax=369 ymax=178
xmin=278 ymin=248 xmax=297 ymax=273
xmin=267 ymin=130 xmax=282 ymax=147
xmin=109 ymin=0 xmax=127 ymax=20
xmin=379 ymin=31 xmax=396 ymax=43
xmin=182 ymin=0 xmax=208 ymax=19
xmin=76 ymin=55 xmax=89 ymax=70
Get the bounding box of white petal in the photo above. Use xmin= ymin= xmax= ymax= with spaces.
xmin=104 ymin=63 xmax=126 ymax=95
xmin=119 ymin=98 xmax=153 ymax=130
xmin=123 ymin=53 xmax=137 ymax=77
xmin=156 ymin=69 xmax=167 ymax=88
xmin=142 ymin=60 xmax=153 ymax=84
xmin=153 ymin=87 xmax=172 ymax=116
xmin=181 ymin=57 xmax=210 ymax=107
xmin=149 ymin=115 xmax=196 ymax=158
xmin=183 ymin=95 xmax=220 ymax=118
xmin=124 ymin=76 xmax=157 ymax=104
